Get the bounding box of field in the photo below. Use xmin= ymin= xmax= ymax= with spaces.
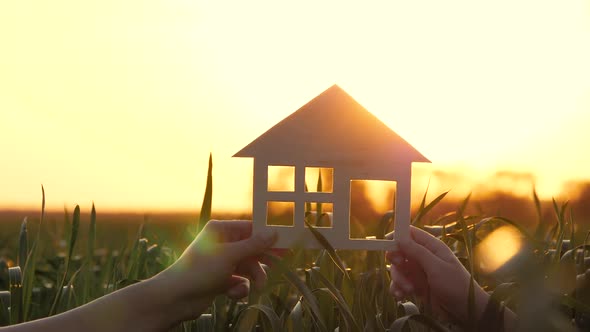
xmin=1 ymin=164 xmax=590 ymax=331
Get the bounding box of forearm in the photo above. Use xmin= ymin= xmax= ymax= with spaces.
xmin=0 ymin=278 xmax=188 ymax=332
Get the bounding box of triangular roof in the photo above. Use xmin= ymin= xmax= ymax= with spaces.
xmin=234 ymin=85 xmax=430 ymax=165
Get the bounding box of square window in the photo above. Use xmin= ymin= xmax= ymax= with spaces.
xmin=266 ymin=201 xmax=294 ymax=226
xmin=267 ymin=166 xmax=295 ymax=192
xmin=304 ymin=202 xmax=333 ymax=228
xmin=305 ymin=167 xmax=333 ymax=193
xmin=349 ymin=180 xmax=396 ymax=239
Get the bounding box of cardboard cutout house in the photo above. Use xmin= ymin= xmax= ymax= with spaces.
xmin=234 ymin=85 xmax=429 ymax=250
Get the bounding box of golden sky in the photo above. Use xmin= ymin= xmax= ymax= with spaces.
xmin=1 ymin=1 xmax=589 ymax=213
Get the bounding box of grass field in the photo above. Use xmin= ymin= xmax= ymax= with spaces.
xmin=1 ymin=162 xmax=590 ymax=331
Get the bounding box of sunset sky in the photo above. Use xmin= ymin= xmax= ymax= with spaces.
xmin=1 ymin=1 xmax=589 ymax=213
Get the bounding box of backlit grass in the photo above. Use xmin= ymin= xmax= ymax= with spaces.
xmin=1 ymin=159 xmax=590 ymax=331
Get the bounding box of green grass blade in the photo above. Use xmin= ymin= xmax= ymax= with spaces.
xmin=389 ymin=313 xmax=450 ymax=332
xmin=0 ymin=291 xmax=10 ymax=326
xmin=396 ymin=301 xmax=420 ymax=317
xmin=49 ymin=205 xmax=80 ymax=316
xmin=457 ymin=216 xmax=473 ymax=274
xmin=8 ymin=267 xmax=23 ymax=324
xmin=82 ymin=203 xmax=97 ymax=304
xmin=39 ymin=185 xmax=45 ymax=242
xmin=413 ymin=190 xmax=449 ymax=227
xmin=232 ymin=304 xmax=282 ymax=332
xmin=63 ymin=206 xmax=71 ymax=250
xmin=287 ymin=299 xmax=304 ymax=332
xmin=532 ymin=187 xmax=546 ymax=240
xmin=459 ymin=192 xmax=471 ymax=216
xmin=570 ymin=210 xmax=575 ymax=248
xmin=68 ymin=206 xmax=81 ymax=267
xmin=18 ymin=218 xmax=28 ymax=270
xmin=561 ymin=294 xmax=590 ymax=315
xmin=413 ymin=180 xmax=430 ymax=226
xmin=315 ymin=256 xmax=335 ymax=329
xmin=24 ymin=185 xmax=45 ymax=321
xmin=552 ymin=200 xmax=569 ymax=262
xmin=127 ymin=238 xmax=148 ymax=281
xmin=88 ymin=203 xmax=97 ymax=264
xmin=457 ymin=201 xmax=476 ymax=330
xmin=213 ymin=295 xmax=230 ymax=332
xmin=264 ymin=254 xmax=328 ymax=332
xmin=197 ymin=153 xmax=213 ymax=234
xmin=377 ymin=211 xmax=394 ymax=239
xmin=304 ymin=219 xmax=349 ymax=279
xmin=310 ymin=269 xmax=361 ymax=331
xmin=22 ymin=242 xmax=38 ymax=321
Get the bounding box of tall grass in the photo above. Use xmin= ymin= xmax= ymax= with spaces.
xmin=0 ymin=160 xmax=590 ymax=331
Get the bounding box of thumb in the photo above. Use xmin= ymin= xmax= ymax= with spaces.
xmin=398 ymin=238 xmax=443 ymax=273
xmin=224 ymin=230 xmax=277 ymax=262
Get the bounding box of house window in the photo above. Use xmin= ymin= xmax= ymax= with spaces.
xmin=305 ymin=167 xmax=333 ymax=193
xmin=349 ymin=180 xmax=396 ymax=239
xmin=265 ymin=165 xmax=335 ymax=228
xmin=266 ymin=201 xmax=294 ymax=226
xmin=304 ymin=202 xmax=333 ymax=228
xmin=267 ymin=165 xmax=295 ymax=192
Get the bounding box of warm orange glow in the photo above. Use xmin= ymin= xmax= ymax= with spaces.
xmin=360 ymin=181 xmax=397 ymax=213
xmin=266 ymin=201 xmax=294 ymax=226
xmin=0 ymin=1 xmax=589 ymax=212
xmin=305 ymin=167 xmax=333 ymax=193
xmin=268 ymin=166 xmax=295 ymax=192
xmin=476 ymin=226 xmax=523 ymax=274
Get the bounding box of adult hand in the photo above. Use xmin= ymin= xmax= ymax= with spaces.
xmin=153 ymin=220 xmax=278 ymax=324
xmin=386 ymin=226 xmax=489 ymax=324
xmin=0 ymin=220 xmax=278 ymax=332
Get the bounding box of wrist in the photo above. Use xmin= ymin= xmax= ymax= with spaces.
xmin=150 ymin=271 xmax=213 ymax=325
xmin=131 ymin=277 xmax=183 ymax=331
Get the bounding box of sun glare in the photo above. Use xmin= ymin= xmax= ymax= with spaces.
xmin=476 ymin=225 xmax=524 ymax=274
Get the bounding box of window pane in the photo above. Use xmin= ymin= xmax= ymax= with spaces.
xmin=305 ymin=167 xmax=333 ymax=193
xmin=349 ymin=180 xmax=396 ymax=239
xmin=266 ymin=201 xmax=294 ymax=226
xmin=304 ymin=202 xmax=333 ymax=228
xmin=267 ymin=166 xmax=295 ymax=192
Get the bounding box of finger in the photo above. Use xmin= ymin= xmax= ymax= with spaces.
xmin=236 ymin=260 xmax=268 ymax=290
xmin=226 ymin=276 xmax=250 ymax=299
xmin=389 ymin=282 xmax=405 ymax=299
xmin=224 ymin=230 xmax=278 ymax=263
xmin=398 ymin=238 xmax=443 ymax=275
xmin=260 ymin=249 xmax=289 ymax=267
xmin=390 ymin=264 xmax=414 ymax=294
xmin=408 ymin=226 xmax=454 ymax=260
xmin=386 ymin=249 xmax=405 ymax=266
xmin=205 ymin=220 xmax=254 ymax=242
xmin=270 ymin=248 xmax=290 ymax=257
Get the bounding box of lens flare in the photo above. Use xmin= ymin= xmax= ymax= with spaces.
xmin=476 ymin=225 xmax=523 ymax=274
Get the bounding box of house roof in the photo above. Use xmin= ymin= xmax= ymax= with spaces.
xmin=234 ymin=85 xmax=430 ymax=165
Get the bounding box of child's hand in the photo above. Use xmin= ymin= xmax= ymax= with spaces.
xmin=386 ymin=226 xmax=489 ymax=324
xmin=153 ymin=220 xmax=277 ymax=323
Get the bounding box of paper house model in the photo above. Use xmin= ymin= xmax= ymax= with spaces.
xmin=234 ymin=85 xmax=429 ymax=250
